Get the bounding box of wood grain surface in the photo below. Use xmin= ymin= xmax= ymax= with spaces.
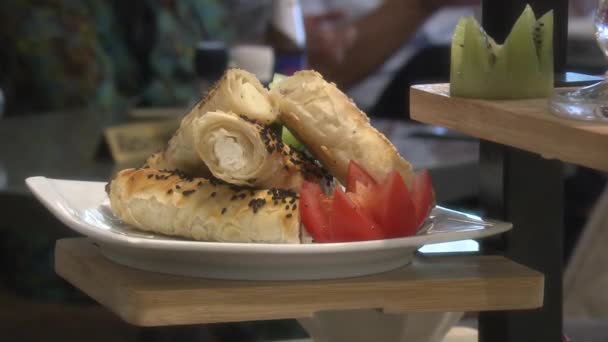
xmin=410 ymin=84 xmax=608 ymax=172
xmin=55 ymin=238 xmax=544 ymax=327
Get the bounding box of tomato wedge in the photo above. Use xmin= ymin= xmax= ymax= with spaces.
xmin=411 ymin=170 xmax=434 ymax=228
xmin=300 ymin=162 xmax=435 ymax=243
xmin=330 ymin=188 xmax=384 ymax=242
xmin=346 ymin=160 xmax=377 ymax=193
xmin=300 ymin=181 xmax=332 ymax=242
xmin=371 ymin=171 xmax=417 ymax=238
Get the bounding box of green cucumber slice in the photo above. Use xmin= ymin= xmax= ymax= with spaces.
xmin=269 ymin=73 xmax=287 ymax=90
xmin=282 ymin=126 xmax=303 ymax=150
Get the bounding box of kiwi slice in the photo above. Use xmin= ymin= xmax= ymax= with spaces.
xmin=450 ymin=5 xmax=553 ymax=99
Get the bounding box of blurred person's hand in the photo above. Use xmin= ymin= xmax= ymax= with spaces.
xmin=305 ymin=11 xmax=358 ymax=72
xmin=304 ymin=0 xmax=479 ymax=88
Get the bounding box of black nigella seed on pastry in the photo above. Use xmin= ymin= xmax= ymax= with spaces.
xmin=286 ymin=214 xmax=292 ymax=218
xmin=292 ymin=204 xmax=297 ymax=210
xmin=182 ymin=190 xmax=195 ymax=196
xmin=285 ymin=205 xmax=290 ymax=210
xmin=231 ymin=195 xmax=237 ymax=201
xmin=147 ymin=174 xmax=153 ymax=179
xmin=197 ymin=181 xmax=203 ymax=187
xmin=167 ymin=189 xmax=173 ymax=194
xmin=248 ymin=198 xmax=266 ymax=213
xmin=221 ymin=208 xmax=227 ymax=215
xmin=211 ymin=192 xmax=217 ymax=197
xmin=175 ymin=185 xmax=181 ymax=189
xmin=209 ymin=177 xmax=227 ymax=186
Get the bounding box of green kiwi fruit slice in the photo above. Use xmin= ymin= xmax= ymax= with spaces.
xmin=450 ymin=5 xmax=553 ymax=99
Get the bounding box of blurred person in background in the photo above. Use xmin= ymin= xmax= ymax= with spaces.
xmin=0 ymin=0 xmax=233 ymax=116
xmin=303 ymin=0 xmax=480 ymax=118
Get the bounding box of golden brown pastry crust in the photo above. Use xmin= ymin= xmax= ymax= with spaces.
xmin=108 ymin=168 xmax=301 ymax=243
xmin=271 ymin=70 xmax=414 ymax=186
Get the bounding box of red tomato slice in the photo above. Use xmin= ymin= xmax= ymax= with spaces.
xmin=411 ymin=170 xmax=435 ymax=228
xmin=346 ymin=160 xmax=377 ymax=193
xmin=346 ymin=182 xmax=375 ymax=218
xmin=300 ymin=181 xmax=332 ymax=242
xmin=371 ymin=171 xmax=417 ymax=238
xmin=330 ymin=188 xmax=384 ymax=242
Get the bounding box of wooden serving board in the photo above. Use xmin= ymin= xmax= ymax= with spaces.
xmin=410 ymin=84 xmax=608 ymax=172
xmin=55 ymin=238 xmax=544 ymax=327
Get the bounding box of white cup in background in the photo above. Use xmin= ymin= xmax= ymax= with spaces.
xmin=229 ymin=44 xmax=275 ymax=84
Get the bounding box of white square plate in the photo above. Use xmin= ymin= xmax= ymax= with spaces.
xmin=26 ymin=176 xmax=511 ymax=280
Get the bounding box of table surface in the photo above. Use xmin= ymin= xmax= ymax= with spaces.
xmin=410 ymin=84 xmax=608 ymax=172
xmin=0 ymin=112 xmax=115 ymax=195
xmin=55 ymin=238 xmax=544 ymax=327
xmin=0 ymin=111 xmax=479 ymax=202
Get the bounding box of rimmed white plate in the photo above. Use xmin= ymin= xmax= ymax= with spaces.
xmin=26 ymin=176 xmax=511 ymax=280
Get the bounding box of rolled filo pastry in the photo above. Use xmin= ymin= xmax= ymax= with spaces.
xmin=192 ymin=110 xmax=330 ymax=190
xmin=145 ymin=68 xmax=278 ymax=176
xmin=271 ymin=70 xmax=414 ymax=187
xmin=108 ymin=168 xmax=301 ymax=244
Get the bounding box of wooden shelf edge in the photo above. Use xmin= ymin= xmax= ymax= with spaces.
xmin=409 ymin=84 xmax=608 ymax=172
xmin=55 ymin=238 xmax=544 ymax=327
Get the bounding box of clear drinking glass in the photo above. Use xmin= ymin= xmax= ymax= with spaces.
xmin=550 ymin=0 xmax=608 ymax=122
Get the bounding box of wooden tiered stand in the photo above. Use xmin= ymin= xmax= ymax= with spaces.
xmin=410 ymin=82 xmax=608 ymax=342
xmin=58 ymin=78 xmax=608 ymax=340
xmin=55 ymin=238 xmax=543 ymax=341
xmin=54 ymin=2 xmax=591 ymax=341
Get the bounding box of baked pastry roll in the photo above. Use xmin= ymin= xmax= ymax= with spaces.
xmin=271 ymin=70 xmax=414 ymax=186
xmin=192 ymin=110 xmax=328 ymax=190
xmin=108 ymin=168 xmax=301 ymax=244
xmin=145 ymin=68 xmax=278 ymax=176
xmin=142 ymin=150 xmax=171 ymax=170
